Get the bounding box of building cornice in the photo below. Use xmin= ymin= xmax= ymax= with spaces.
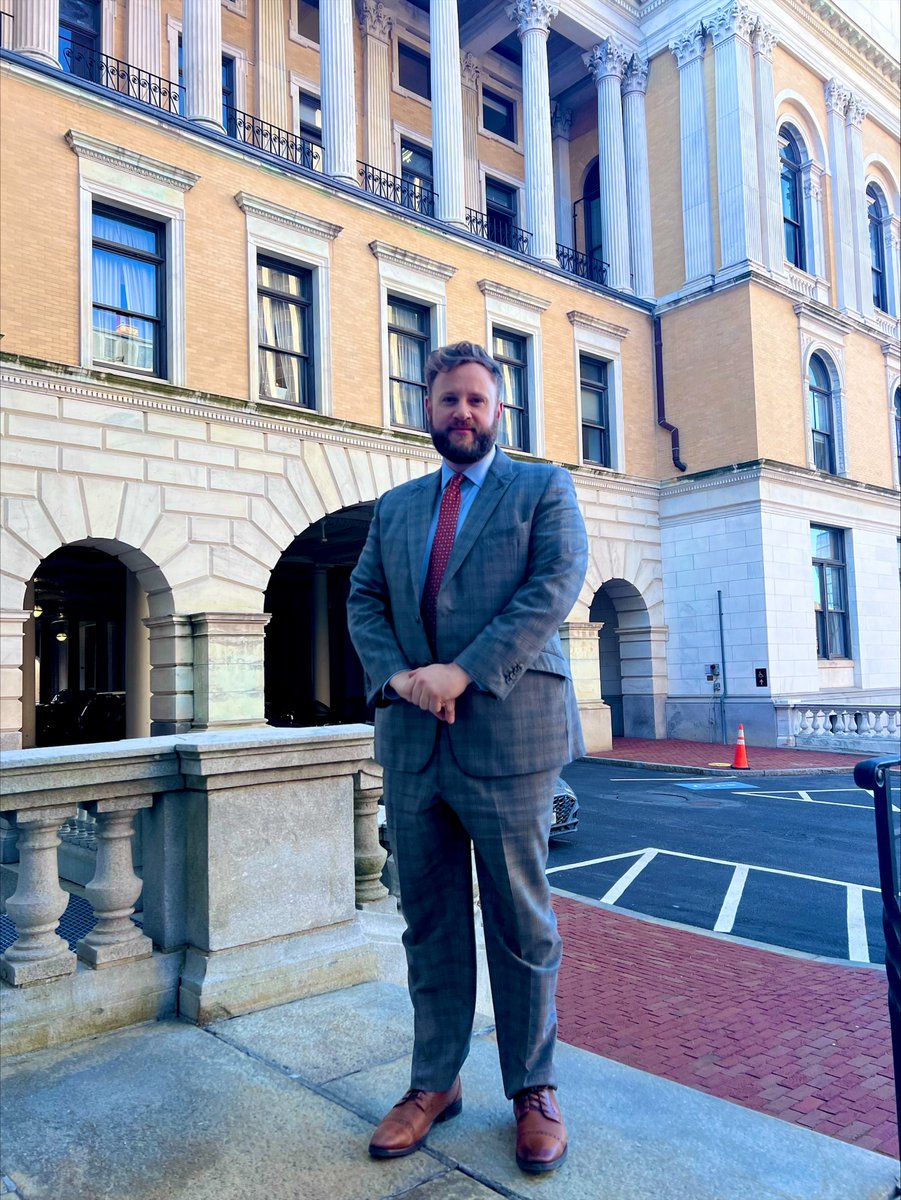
xmin=65 ymin=129 xmax=201 ymax=191
xmin=368 ymin=241 xmax=457 ymax=280
xmin=659 ymin=457 xmax=899 ymax=502
xmin=235 ymin=193 xmax=343 ymax=241
xmin=567 ymin=311 xmax=631 ymax=340
xmin=477 ymin=279 xmax=552 ymax=312
xmin=777 ymin=0 xmax=900 ymax=91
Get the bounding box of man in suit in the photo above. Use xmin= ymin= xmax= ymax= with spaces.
xmin=347 ymin=341 xmax=588 ymax=1174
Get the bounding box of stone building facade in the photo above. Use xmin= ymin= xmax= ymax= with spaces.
xmin=0 ymin=0 xmax=898 ymax=754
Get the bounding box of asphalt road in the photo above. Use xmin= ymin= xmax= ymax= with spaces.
xmin=548 ymin=759 xmax=892 ymax=964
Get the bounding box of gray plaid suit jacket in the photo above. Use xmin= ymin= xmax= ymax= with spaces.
xmin=348 ymin=449 xmax=589 ymax=778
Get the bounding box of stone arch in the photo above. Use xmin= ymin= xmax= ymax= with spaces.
xmin=774 ymin=92 xmax=827 ymax=167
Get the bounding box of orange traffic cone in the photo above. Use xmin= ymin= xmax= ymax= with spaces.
xmin=732 ymin=724 xmax=750 ymax=770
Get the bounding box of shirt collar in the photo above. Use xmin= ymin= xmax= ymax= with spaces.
xmin=440 ymin=444 xmax=496 ymax=490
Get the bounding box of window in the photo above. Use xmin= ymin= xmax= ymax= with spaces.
xmin=388 ymin=297 xmax=430 ymax=429
xmin=808 ymin=354 xmax=835 ymax=473
xmin=493 ymin=330 xmax=529 ymax=451
xmin=779 ymin=127 xmax=805 ymax=270
xmin=60 ymin=0 xmax=101 ymax=78
xmin=486 ymin=178 xmax=519 ymax=250
xmin=257 ymin=257 xmax=314 ymax=408
xmin=894 ymin=387 xmax=901 ymax=485
xmin=91 ymin=205 xmax=165 ymax=376
xmin=298 ymin=90 xmax=323 ymax=170
xmin=295 ymin=0 xmax=319 ymax=44
xmin=574 ymin=161 xmax=604 ymax=269
xmin=400 ymin=140 xmax=433 ymax=203
xmin=177 ymin=38 xmax=237 ymax=131
xmin=811 ymin=526 xmax=850 ymax=659
xmin=867 ymin=184 xmax=888 ymax=313
xmin=482 ymin=87 xmax=516 ymax=142
xmin=398 ymin=43 xmax=430 ymax=101
xmin=580 ymin=355 xmax=610 ymax=466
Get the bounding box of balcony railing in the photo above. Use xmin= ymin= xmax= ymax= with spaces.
xmin=466 ymin=208 xmax=532 ymax=255
xmin=61 ymin=44 xmax=181 ymax=114
xmin=358 ymin=162 xmax=437 ymax=217
xmin=224 ymin=105 xmax=320 ymax=169
xmin=556 ymin=243 xmax=609 ymax=286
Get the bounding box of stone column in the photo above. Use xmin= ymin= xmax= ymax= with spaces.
xmin=752 ymin=20 xmax=784 ymax=276
xmin=888 ymin=219 xmax=901 ymax=319
xmin=144 ymin=614 xmax=194 ymax=735
xmin=622 ymin=55 xmax=655 ymax=299
xmin=360 ymin=1 xmax=393 ymax=176
xmin=320 ymin=0 xmax=358 ymax=184
xmin=619 ymin=625 xmax=669 ymax=738
xmin=13 ymin=0 xmax=60 ymax=66
xmin=551 ymin=105 xmax=573 ymax=249
xmin=0 ymin=611 xmax=29 ymax=751
xmin=430 ymin=0 xmax=466 ymax=226
xmin=125 ymin=574 xmax=151 ymax=739
xmin=509 ymin=0 xmax=559 ymax=264
xmin=825 ymin=79 xmax=856 ymax=313
xmin=559 ymin=622 xmax=611 ymax=752
xmin=461 ymin=52 xmax=482 ymax=214
xmin=183 ymin=0 xmax=224 ymax=130
xmin=312 ymin=567 xmax=331 ymax=711
xmin=585 ymin=38 xmax=632 ymax=291
xmin=190 ymin=612 xmax=271 ymax=730
xmin=669 ymin=23 xmax=714 ymax=285
xmin=127 ymin=0 xmax=162 ymax=77
xmin=256 ymin=0 xmax=289 ymax=130
xmin=709 ymin=1 xmax=762 ymax=273
xmin=803 ymin=163 xmax=827 ymax=287
xmin=846 ymin=92 xmax=872 ymax=318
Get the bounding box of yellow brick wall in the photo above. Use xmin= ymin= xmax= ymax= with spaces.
xmin=645 ymin=51 xmax=683 ymax=298
xmin=843 ymin=335 xmax=897 ymax=489
xmin=748 ymin=287 xmax=808 ymax=465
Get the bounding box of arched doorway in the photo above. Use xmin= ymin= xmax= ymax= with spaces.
xmin=265 ymin=503 xmax=375 ymax=727
xmin=590 ymin=578 xmax=665 ymax=739
xmin=27 ymin=544 xmax=151 ymax=747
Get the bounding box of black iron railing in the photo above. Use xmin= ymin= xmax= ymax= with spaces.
xmin=556 ymin=243 xmax=608 ymax=286
xmin=224 ymin=105 xmax=320 ymax=169
xmin=61 ymin=44 xmax=181 ymax=114
xmin=466 ymin=208 xmax=532 ymax=255
xmin=358 ymin=162 xmax=437 ymax=217
xmin=853 ymin=755 xmax=901 ymax=1156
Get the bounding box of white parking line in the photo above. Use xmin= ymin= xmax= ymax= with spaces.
xmin=714 ymin=864 xmax=749 ymax=933
xmin=600 ymin=849 xmax=658 ymax=905
xmin=546 ymin=848 xmax=651 ymax=875
xmin=846 ymin=886 xmax=870 ymax=962
xmin=732 ymin=789 xmax=872 ymax=810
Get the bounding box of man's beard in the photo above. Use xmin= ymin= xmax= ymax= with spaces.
xmin=429 ymin=417 xmax=499 ymax=464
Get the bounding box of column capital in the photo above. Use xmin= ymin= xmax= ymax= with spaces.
xmin=358 ymin=0 xmax=392 ymax=42
xmin=460 ymin=50 xmax=481 ymax=90
xmin=506 ymin=0 xmax=558 ymax=37
xmin=752 ymin=19 xmax=778 ymax=59
xmin=622 ymin=54 xmax=649 ymax=96
xmin=551 ymin=103 xmax=573 ymax=138
xmin=585 ymin=37 xmax=630 ymax=83
xmin=824 ymin=77 xmax=850 ymax=114
xmin=845 ymin=91 xmax=868 ymax=128
xmin=669 ymin=23 xmax=707 ymax=68
xmin=708 ymin=1 xmax=758 ymax=46
xmin=803 ymin=167 xmax=824 ymax=200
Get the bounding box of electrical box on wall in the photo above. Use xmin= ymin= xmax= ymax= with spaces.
xmin=705 ymin=663 xmax=720 ymax=681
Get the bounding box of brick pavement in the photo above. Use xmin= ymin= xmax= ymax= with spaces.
xmin=591 ymin=736 xmax=866 ymax=771
xmin=553 ymin=895 xmax=899 ymax=1159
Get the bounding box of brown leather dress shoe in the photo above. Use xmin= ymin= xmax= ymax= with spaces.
xmin=368 ymin=1078 xmax=463 ymax=1158
xmin=513 ymin=1086 xmax=568 ymax=1173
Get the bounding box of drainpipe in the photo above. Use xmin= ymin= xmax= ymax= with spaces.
xmin=653 ymin=315 xmax=687 ymax=472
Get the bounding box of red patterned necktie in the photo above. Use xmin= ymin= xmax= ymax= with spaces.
xmin=422 ymin=472 xmax=464 ymax=645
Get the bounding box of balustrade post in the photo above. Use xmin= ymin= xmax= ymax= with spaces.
xmin=353 ymin=761 xmax=393 ymax=910
xmin=77 ymin=799 xmax=153 ymax=967
xmin=0 ymin=804 xmax=77 ymax=985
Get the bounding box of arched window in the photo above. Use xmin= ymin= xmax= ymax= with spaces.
xmin=808 ymin=354 xmax=836 ymax=474
xmin=867 ymin=184 xmax=889 ymax=313
xmin=573 ymin=161 xmax=603 ymax=276
xmin=59 ymin=0 xmax=101 ymax=79
xmin=894 ymin=387 xmax=901 ymax=485
xmin=779 ymin=127 xmax=805 ymax=270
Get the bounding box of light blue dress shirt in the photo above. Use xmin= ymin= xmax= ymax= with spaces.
xmin=419 ymin=445 xmax=496 ymax=598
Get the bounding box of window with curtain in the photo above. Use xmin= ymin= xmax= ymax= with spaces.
xmin=779 ymin=126 xmax=805 ymax=270
xmin=808 ymin=353 xmax=836 ymax=474
xmin=388 ymin=297 xmax=430 ymax=429
xmin=400 ymin=140 xmax=433 ymax=209
xmin=398 ymin=43 xmax=430 ymax=100
xmin=867 ymin=183 xmax=888 ymax=313
xmin=59 ymin=0 xmax=101 ymax=79
xmin=257 ymin=257 xmax=314 ymax=408
xmin=492 ymin=330 xmax=529 ymax=451
xmin=811 ymin=526 xmax=851 ymax=659
xmin=92 ymin=205 xmax=165 ymax=376
xmin=580 ymin=354 xmax=610 ymax=466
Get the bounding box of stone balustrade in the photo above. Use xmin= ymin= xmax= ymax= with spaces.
xmin=0 ymin=726 xmax=404 ymax=1054
xmin=776 ymin=703 xmax=901 ymax=753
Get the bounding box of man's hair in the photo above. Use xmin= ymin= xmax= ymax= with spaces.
xmin=425 ymin=341 xmax=504 ymax=400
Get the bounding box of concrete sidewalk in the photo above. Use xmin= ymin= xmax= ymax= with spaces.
xmin=1 ymin=980 xmax=898 ymax=1200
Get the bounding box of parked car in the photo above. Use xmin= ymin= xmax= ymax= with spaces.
xmin=35 ymin=690 xmax=125 ymax=746
xmin=549 ymin=776 xmax=579 ymax=840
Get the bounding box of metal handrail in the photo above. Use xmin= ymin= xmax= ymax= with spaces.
xmin=224 ymin=105 xmax=319 ymax=169
xmin=853 ymin=754 xmax=901 ymax=1156
xmin=466 ymin=208 xmax=532 ymax=255
xmin=358 ymin=162 xmax=437 ymax=217
xmin=556 ymin=243 xmax=608 ymax=286
xmin=61 ymin=44 xmax=181 ymax=114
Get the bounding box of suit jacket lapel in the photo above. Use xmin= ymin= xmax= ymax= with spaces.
xmin=407 ymin=470 xmax=441 ymax=601
xmin=441 ymin=450 xmax=515 ymax=589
